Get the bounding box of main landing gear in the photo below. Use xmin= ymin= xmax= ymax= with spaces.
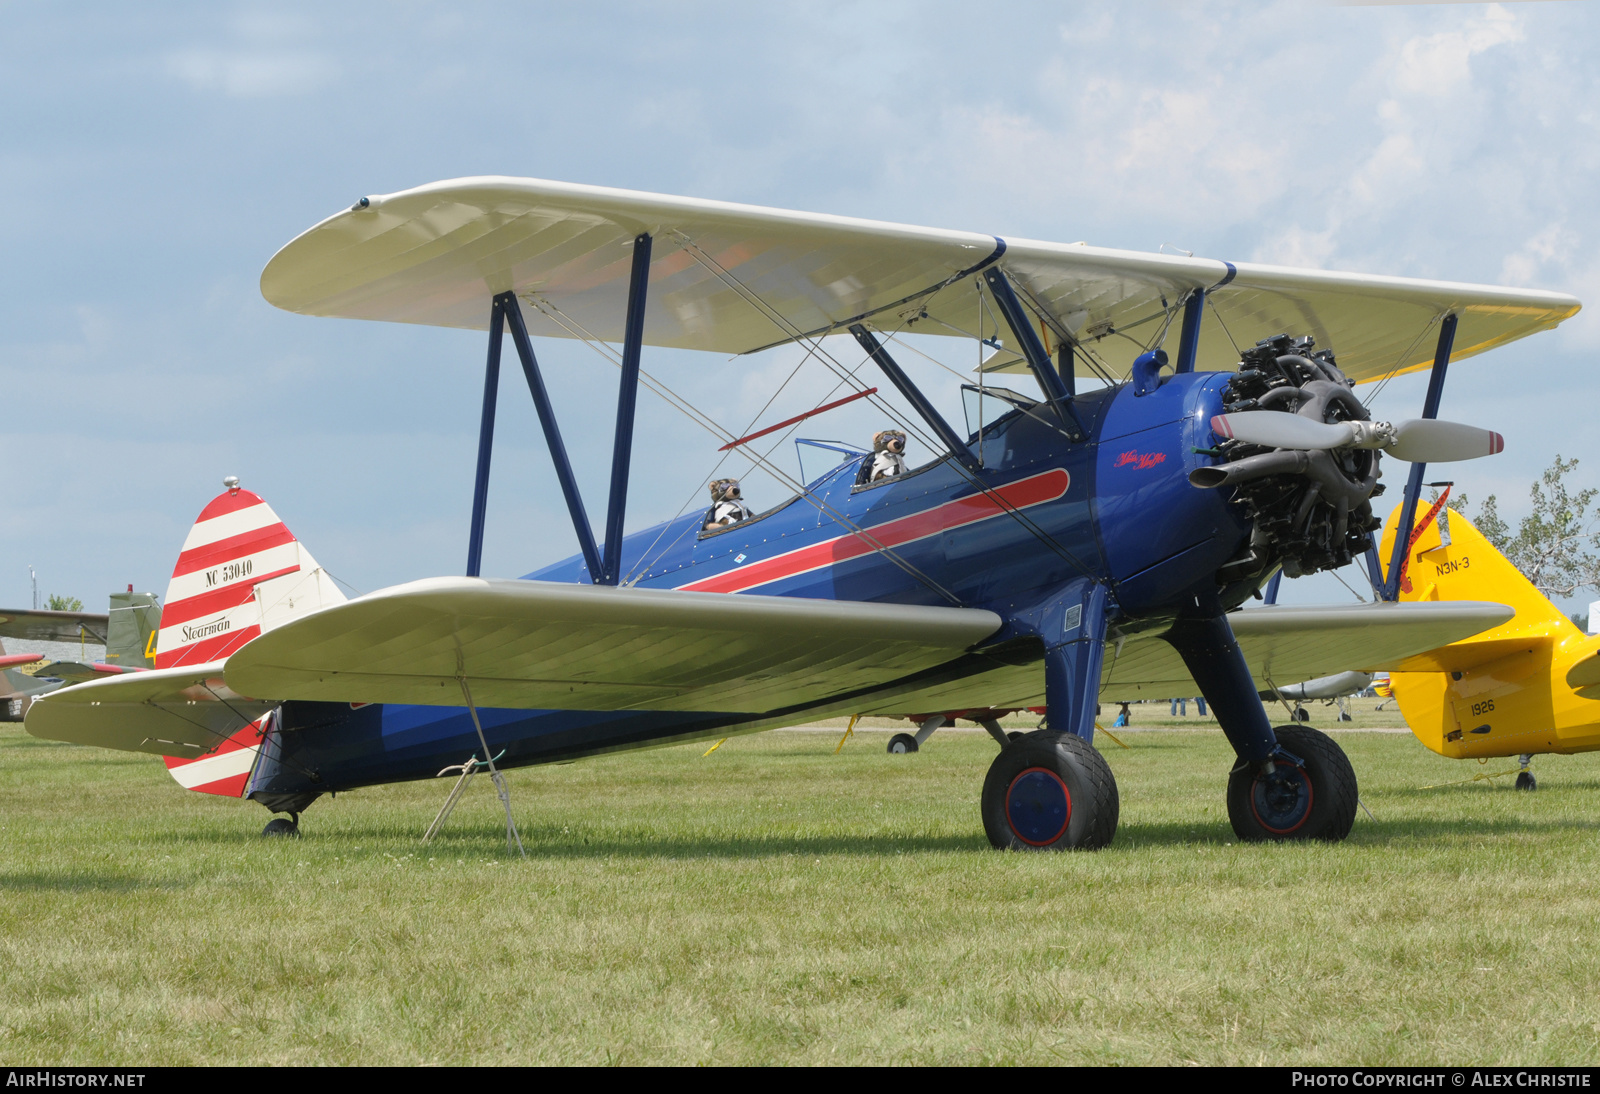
xmin=982 ymin=731 xmax=1119 ymax=850
xmin=1225 ymin=725 xmax=1357 ymax=842
xmin=1165 ymin=606 xmax=1361 ymax=846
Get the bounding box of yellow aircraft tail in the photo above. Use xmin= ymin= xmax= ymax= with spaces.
xmin=1381 ymin=500 xmax=1600 ymax=759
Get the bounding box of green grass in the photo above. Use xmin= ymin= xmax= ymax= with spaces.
xmin=2 ymin=721 xmax=1599 ymax=1065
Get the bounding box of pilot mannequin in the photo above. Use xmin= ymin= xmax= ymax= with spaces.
xmin=704 ymin=478 xmax=753 ymax=529
xmin=869 ymin=430 xmax=908 ymax=481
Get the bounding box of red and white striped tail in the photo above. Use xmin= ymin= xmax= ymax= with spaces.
xmin=162 ymin=713 xmax=270 ymax=797
xmin=156 ymin=481 xmax=344 ymax=669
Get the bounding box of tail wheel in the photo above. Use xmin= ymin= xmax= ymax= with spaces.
xmin=887 ymin=733 xmax=918 ymax=754
xmin=1227 ymin=725 xmax=1357 ymax=842
xmin=262 ymin=814 xmax=300 ymax=838
xmin=981 ymin=731 xmax=1119 ymax=851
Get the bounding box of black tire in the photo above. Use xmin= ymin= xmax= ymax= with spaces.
xmin=887 ymin=733 xmax=918 ymax=754
xmin=1292 ymin=706 xmax=1311 ymax=723
xmin=262 ymin=817 xmax=300 ymax=838
xmin=1227 ymin=725 xmax=1357 ymax=843
xmin=1006 ymin=731 xmax=1024 ymax=743
xmin=981 ymin=731 xmax=1119 ymax=851
xmin=1515 ymin=771 xmax=1537 ymax=791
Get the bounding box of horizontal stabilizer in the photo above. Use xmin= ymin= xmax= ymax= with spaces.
xmin=25 ymin=661 xmax=276 ymax=759
xmin=225 ymin=578 xmax=1002 ymax=712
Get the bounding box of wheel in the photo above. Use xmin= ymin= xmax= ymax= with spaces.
xmin=1292 ymin=706 xmax=1311 ymax=723
xmin=262 ymin=816 xmax=300 ymax=838
xmin=887 ymin=733 xmax=918 ymax=754
xmin=1226 ymin=726 xmax=1357 ymax=842
xmin=1006 ymin=731 xmax=1024 ymax=743
xmin=1515 ymin=771 xmax=1537 ymax=791
xmin=981 ymin=731 xmax=1119 ymax=851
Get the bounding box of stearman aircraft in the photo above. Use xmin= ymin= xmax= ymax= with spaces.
xmin=23 ymin=178 xmax=1582 ymax=849
xmin=1379 ymin=497 xmax=1600 ymax=790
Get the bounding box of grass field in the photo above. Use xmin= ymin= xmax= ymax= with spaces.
xmin=3 ymin=710 xmax=1600 ymax=1066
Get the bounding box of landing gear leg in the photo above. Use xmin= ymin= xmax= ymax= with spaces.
xmin=1165 ymin=605 xmax=1358 ymax=843
xmin=979 ymin=718 xmax=1012 ymax=748
xmin=982 ymin=580 xmax=1119 ymax=850
xmin=1515 ymin=754 xmax=1537 ymax=791
xmin=888 ymin=714 xmax=944 ymax=754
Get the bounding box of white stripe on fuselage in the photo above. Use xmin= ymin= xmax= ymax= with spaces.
xmin=166 ymin=744 xmax=258 ymax=790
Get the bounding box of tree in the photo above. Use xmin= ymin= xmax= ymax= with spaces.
xmin=46 ymin=594 xmax=84 ymax=612
xmin=1459 ymin=456 xmax=1600 ymax=598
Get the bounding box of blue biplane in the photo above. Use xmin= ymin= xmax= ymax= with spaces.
xmin=27 ymin=178 xmax=1580 ymax=849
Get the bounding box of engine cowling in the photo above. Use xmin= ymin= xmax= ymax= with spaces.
xmin=1199 ymin=334 xmax=1384 ymax=583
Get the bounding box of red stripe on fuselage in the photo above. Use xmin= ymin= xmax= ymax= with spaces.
xmin=158 ymin=565 xmax=300 ymax=628
xmin=677 ymin=468 xmax=1069 ymax=595
xmin=172 ymin=525 xmax=294 ymax=578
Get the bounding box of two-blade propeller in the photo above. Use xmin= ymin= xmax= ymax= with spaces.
xmin=1210 ymin=412 xmax=1504 ymax=463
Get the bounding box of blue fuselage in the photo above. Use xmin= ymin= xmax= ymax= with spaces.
xmin=251 ymin=373 xmax=1252 ymax=799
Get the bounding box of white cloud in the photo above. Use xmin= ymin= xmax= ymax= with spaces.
xmin=1392 ymin=3 xmax=1522 ymax=98
xmin=165 ymin=49 xmax=338 ymax=98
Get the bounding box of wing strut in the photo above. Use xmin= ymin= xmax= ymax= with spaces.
xmin=848 ymin=325 xmax=980 ymax=472
xmin=1380 ymin=314 xmax=1458 ymax=601
xmin=1174 ymin=290 xmax=1205 ymax=374
xmin=500 ymin=292 xmax=605 ymax=582
xmin=465 ymin=298 xmax=504 ymax=577
xmin=467 ymin=238 xmax=653 ymax=586
xmin=603 ymin=234 xmax=652 ymax=586
xmin=981 ymin=269 xmax=1085 ymax=441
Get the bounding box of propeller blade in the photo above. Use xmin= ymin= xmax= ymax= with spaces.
xmin=1210 ymin=412 xmax=1354 ymax=450
xmin=1387 ymin=419 xmax=1505 ymax=463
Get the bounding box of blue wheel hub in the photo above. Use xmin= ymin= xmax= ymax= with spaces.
xmin=1006 ymin=767 xmax=1072 ymax=846
xmin=1251 ymin=764 xmax=1313 ymax=834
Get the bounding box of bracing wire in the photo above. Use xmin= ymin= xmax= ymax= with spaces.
xmin=670 ymin=233 xmax=1097 ymax=580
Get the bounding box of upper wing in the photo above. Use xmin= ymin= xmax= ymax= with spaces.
xmin=0 ymin=608 xmax=109 ymax=645
xmin=24 ymin=661 xmax=275 ymax=759
xmin=224 ymin=577 xmax=1002 ymax=712
xmin=260 ymin=176 xmax=1580 ymax=382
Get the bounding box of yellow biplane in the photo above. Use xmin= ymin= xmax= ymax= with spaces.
xmin=1383 ymin=501 xmax=1600 ymax=789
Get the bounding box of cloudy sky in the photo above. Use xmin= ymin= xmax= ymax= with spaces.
xmin=3 ymin=1 xmax=1597 ymax=615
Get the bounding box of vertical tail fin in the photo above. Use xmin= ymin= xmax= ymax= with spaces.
xmin=1382 ymin=501 xmax=1576 ymax=634
xmin=1381 ymin=503 xmax=1583 ymax=757
xmin=156 ymin=481 xmax=346 ymax=669
xmin=105 ymin=589 xmax=160 ymax=669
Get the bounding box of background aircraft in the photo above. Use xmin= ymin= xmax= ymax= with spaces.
xmin=23 ymin=178 xmax=1579 ymax=849
xmin=0 ymin=592 xmax=160 ymax=719
xmin=1383 ymin=503 xmax=1600 ymax=789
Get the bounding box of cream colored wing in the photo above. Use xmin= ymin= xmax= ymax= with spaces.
xmin=261 ymin=176 xmax=1579 ymax=382
xmin=224 ymin=578 xmax=1002 ymax=712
